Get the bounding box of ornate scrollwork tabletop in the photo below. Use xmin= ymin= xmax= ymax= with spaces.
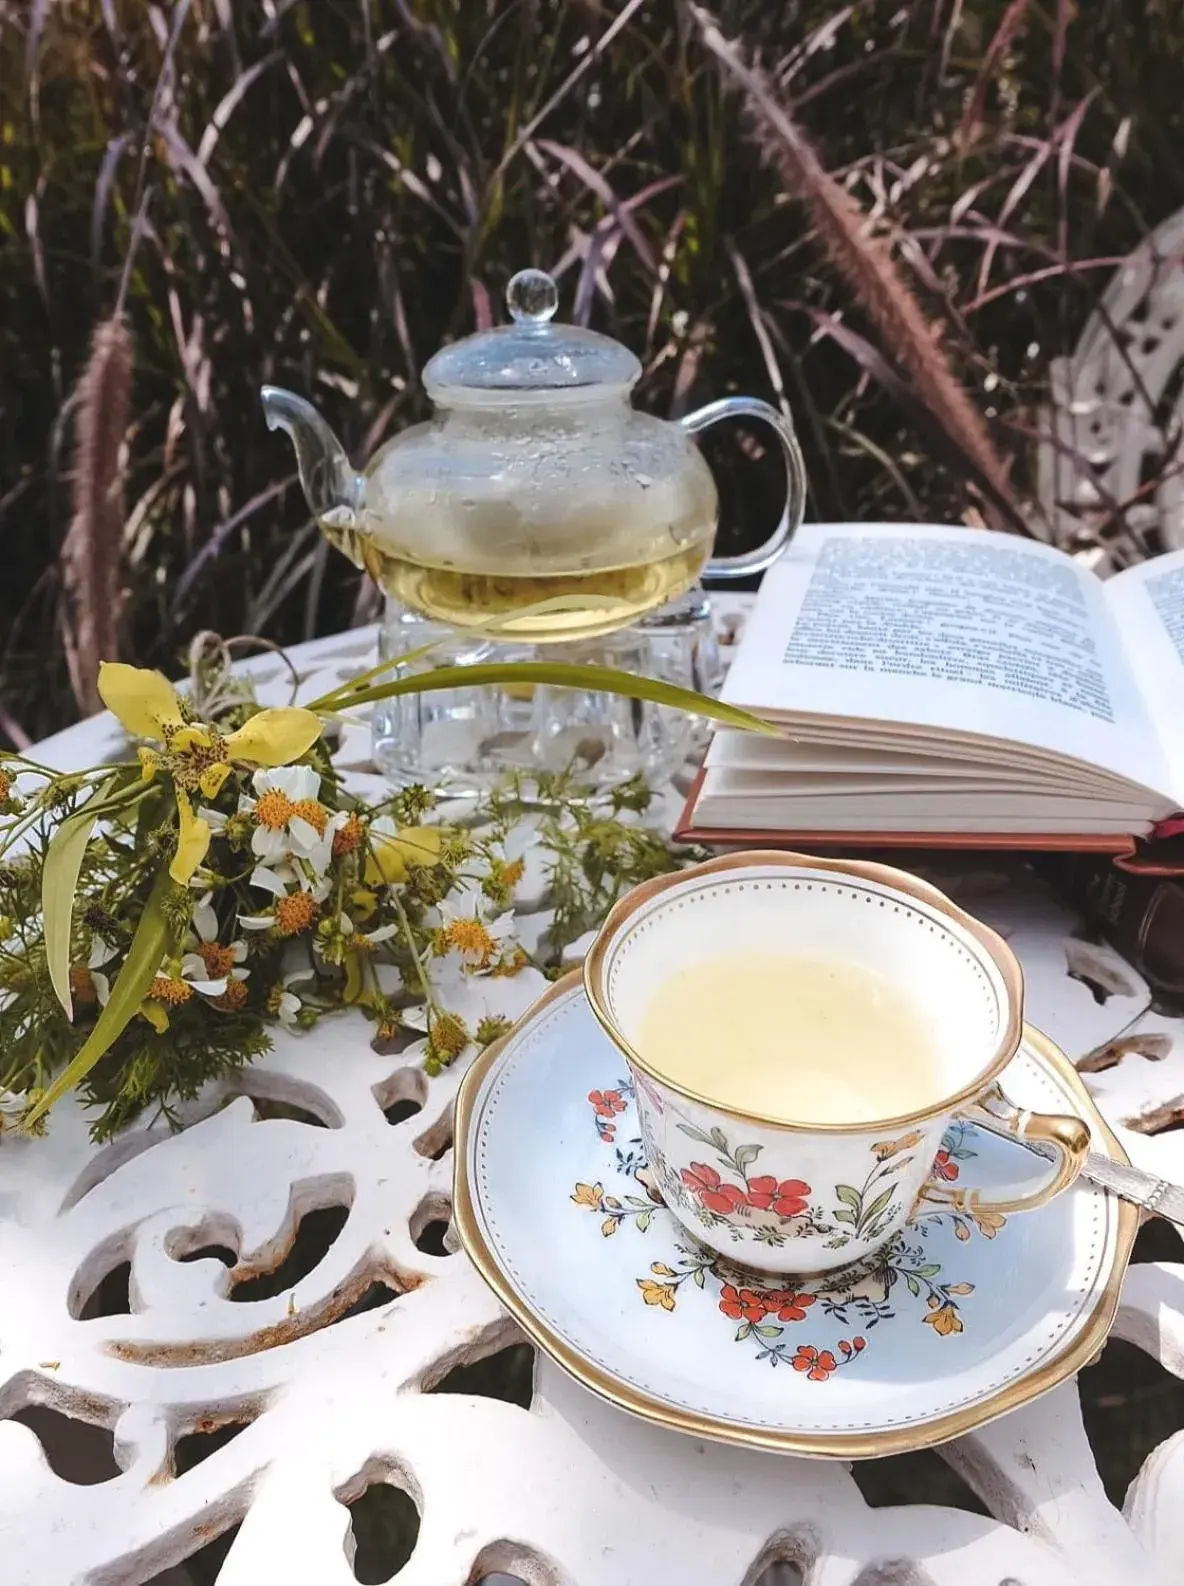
xmin=2 ymin=611 xmax=1182 ymax=1586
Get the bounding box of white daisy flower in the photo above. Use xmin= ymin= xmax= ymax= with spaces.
xmin=437 ymin=884 xmax=515 ymax=968
xmin=471 ymin=824 xmax=533 ymax=887
xmin=87 ymin=933 xmax=117 ymax=1007
xmin=238 ymin=859 xmax=333 ymax=933
xmin=402 ymin=951 xmax=545 ymax=1068
xmin=272 ymin=988 xmax=301 ymax=1026
xmin=175 ymin=955 xmax=232 ymax=1000
xmin=183 ymin=894 xmax=249 ymax=990
xmin=239 ymin=766 xmax=344 ymax=873
xmin=192 ymin=892 xmax=219 ymax=943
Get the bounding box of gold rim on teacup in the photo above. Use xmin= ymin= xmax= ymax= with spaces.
xmin=583 ymin=850 xmax=1026 ymax=1135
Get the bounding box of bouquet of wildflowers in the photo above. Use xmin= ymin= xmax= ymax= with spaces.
xmin=0 ymin=642 xmax=768 ymax=1141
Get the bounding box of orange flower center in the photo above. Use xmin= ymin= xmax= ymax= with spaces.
xmin=445 ymin=918 xmax=496 ymax=962
xmin=332 ymin=812 xmax=365 ymax=857
xmin=290 ymin=798 xmax=328 ymax=835
xmin=196 ymin=942 xmax=236 ymax=978
xmin=149 ymin=975 xmax=193 ymax=1005
xmin=275 ymin=890 xmax=318 ymax=937
xmin=500 ymin=857 xmax=525 ymax=888
xmin=214 ymin=978 xmax=249 ymax=1011
xmin=254 ymin=790 xmax=295 ymax=830
xmin=0 ymin=770 xmax=11 ymax=802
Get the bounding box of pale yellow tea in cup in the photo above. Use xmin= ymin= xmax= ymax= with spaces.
xmin=638 ymin=951 xmax=942 ymax=1125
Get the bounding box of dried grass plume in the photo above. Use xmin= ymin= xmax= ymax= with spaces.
xmin=61 ymin=317 xmax=132 ymax=713
xmin=688 ymin=4 xmax=1026 ymax=534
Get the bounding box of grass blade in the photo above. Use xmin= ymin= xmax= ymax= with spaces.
xmin=332 ymin=661 xmax=780 ymax=736
xmin=43 ymin=776 xmax=119 ymax=1018
xmin=25 ymin=867 xmax=177 ymax=1128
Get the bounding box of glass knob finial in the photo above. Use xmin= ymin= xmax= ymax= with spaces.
xmin=507 ymin=268 xmax=558 ymax=326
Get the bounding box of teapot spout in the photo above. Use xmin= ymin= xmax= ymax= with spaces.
xmin=260 ymin=385 xmax=364 ymax=534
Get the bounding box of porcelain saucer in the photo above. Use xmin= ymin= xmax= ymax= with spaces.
xmin=454 ymin=971 xmax=1138 ymax=1459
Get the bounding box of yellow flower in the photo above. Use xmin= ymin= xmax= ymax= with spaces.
xmin=171 ymin=789 xmax=211 ymax=885
xmin=571 ymin=1182 xmax=604 ymax=1210
xmin=636 ymin=1279 xmax=677 ymax=1312
xmin=97 ymin=662 xmax=321 ymax=884
xmin=138 ymin=999 xmax=170 ymax=1034
xmin=98 ymin=663 xmax=320 ymax=781
xmin=224 ymin=711 xmax=322 ymax=767
xmin=342 ymin=948 xmax=368 ymax=1004
xmin=98 ymin=663 xmax=185 ymax=740
xmin=971 ymin=1208 xmax=1005 ymax=1239
xmin=349 ymin=887 xmax=379 ymax=921
xmin=872 ymin=1130 xmax=924 ymax=1161
xmin=364 ymin=824 xmax=446 ymax=885
xmin=923 ymin=1301 xmax=963 ymax=1336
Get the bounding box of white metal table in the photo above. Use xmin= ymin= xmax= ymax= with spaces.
xmin=2 ymin=626 xmax=1183 ymax=1586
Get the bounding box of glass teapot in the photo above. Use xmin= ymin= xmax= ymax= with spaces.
xmin=261 ymin=269 xmax=807 ymax=644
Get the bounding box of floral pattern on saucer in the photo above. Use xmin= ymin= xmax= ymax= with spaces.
xmin=575 ymin=1081 xmax=1000 ymax=1375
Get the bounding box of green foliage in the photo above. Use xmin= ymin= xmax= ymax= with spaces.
xmin=3 ymin=1 xmax=1184 ymax=741
xmin=0 ymin=640 xmax=710 ymax=1137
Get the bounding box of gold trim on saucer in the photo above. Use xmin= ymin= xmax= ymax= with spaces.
xmin=453 ymin=970 xmax=1139 ymax=1461
xmin=582 ymin=850 xmax=1027 ymax=1134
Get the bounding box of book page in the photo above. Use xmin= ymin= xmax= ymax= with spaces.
xmin=1104 ymin=548 xmax=1184 ymax=805
xmin=722 ymin=523 xmax=1167 ymax=794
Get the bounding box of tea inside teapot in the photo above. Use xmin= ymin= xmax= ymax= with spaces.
xmin=263 ymin=269 xmax=806 ymax=641
xmin=352 ymin=412 xmax=718 ymax=642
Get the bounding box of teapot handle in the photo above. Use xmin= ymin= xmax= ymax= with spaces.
xmin=680 ymin=396 xmax=808 ymax=581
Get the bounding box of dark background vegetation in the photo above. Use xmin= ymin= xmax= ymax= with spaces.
xmin=3 ymin=0 xmax=1184 ymax=742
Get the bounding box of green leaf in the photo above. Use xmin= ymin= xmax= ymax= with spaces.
xmin=916 ymin=1264 xmax=942 ymax=1278
xmin=904 ymin=1273 xmax=921 ymax=1296
xmin=862 ymin=1188 xmax=895 ymax=1224
xmin=835 ymin=1185 xmax=862 ymax=1210
xmin=754 ymin=1323 xmax=784 ymax=1338
xmin=709 ymin=1126 xmax=729 ymax=1152
xmin=676 ymin=1122 xmax=715 ymax=1147
xmin=330 ymin=661 xmax=781 ymax=738
xmin=733 ymin=1144 xmax=762 ymax=1168
xmin=692 ymin=1267 xmax=705 ymax=1288
xmin=43 ymin=776 xmax=119 ymax=1018
xmin=634 ymin=1211 xmax=652 ymax=1233
xmin=735 ymin=1323 xmax=752 ymax=1342
xmin=24 ymin=868 xmax=177 ymax=1128
xmin=832 ymin=1208 xmax=857 ymax=1225
xmin=303 ymin=637 xmax=447 ymax=713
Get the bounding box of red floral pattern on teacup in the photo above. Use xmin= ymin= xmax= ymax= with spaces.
xmin=680 ymin=1163 xmax=747 ymax=1215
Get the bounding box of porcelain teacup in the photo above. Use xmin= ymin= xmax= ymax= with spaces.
xmin=583 ymin=851 xmax=1090 ymax=1276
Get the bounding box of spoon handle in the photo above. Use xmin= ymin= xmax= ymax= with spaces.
xmin=1080 ymin=1152 xmax=1184 ymax=1225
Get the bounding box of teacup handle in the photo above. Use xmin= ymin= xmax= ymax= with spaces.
xmin=921 ymin=1083 xmax=1091 ymax=1215
xmin=681 ymin=396 xmax=808 ymax=580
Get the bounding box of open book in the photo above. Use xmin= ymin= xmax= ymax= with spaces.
xmin=676 ymin=523 xmax=1184 ymax=863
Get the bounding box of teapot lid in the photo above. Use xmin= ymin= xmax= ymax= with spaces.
xmin=421 ymin=269 xmax=642 ymax=404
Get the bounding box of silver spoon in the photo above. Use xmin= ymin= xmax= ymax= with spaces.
xmin=1076 ymin=1153 xmax=1184 ymax=1223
